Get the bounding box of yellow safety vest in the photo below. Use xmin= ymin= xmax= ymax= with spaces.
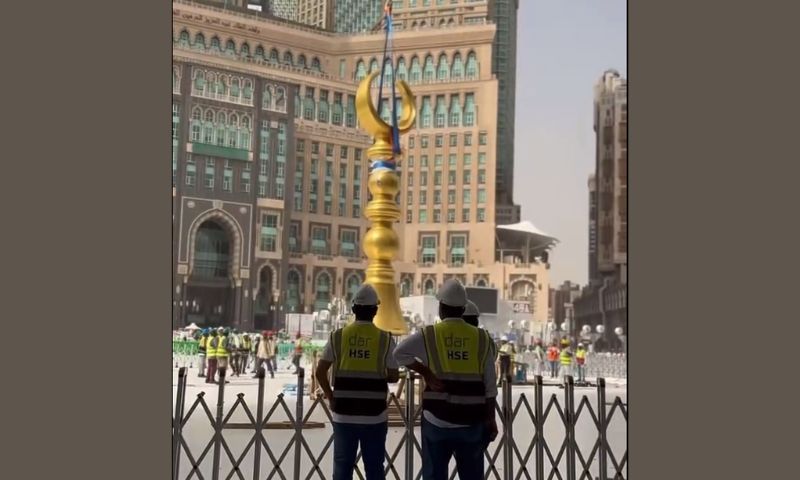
xmin=421 ymin=319 xmax=489 ymax=426
xmin=331 ymin=322 xmax=391 ymax=417
xmin=217 ymin=335 xmax=229 ymax=359
xmin=560 ymin=348 xmax=573 ymax=366
xmin=206 ymin=336 xmax=218 ymax=359
xmin=199 ymin=336 xmax=207 ymax=351
xmin=576 ymin=350 xmax=586 ymax=360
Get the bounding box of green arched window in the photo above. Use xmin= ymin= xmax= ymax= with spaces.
xmin=396 ymin=57 xmax=408 ymax=81
xmin=449 ymin=95 xmax=461 ymax=127
xmin=437 ymin=54 xmax=449 ymax=81
xmin=466 ymin=52 xmax=478 ymax=79
xmin=420 ymin=97 xmax=432 ymax=128
xmin=423 ymin=55 xmax=435 ymax=82
xmin=369 ymin=58 xmax=379 ymax=73
xmin=210 ymin=36 xmax=221 ymax=52
xmin=435 ymin=96 xmax=447 ymax=128
xmin=286 ymin=270 xmax=301 ymax=313
xmin=193 ymin=33 xmax=205 ymax=50
xmin=178 ymin=30 xmax=190 ymax=47
xmin=451 ymin=53 xmax=463 ymax=79
xmin=409 ymin=57 xmax=422 ymax=84
xmin=463 ymin=93 xmax=475 ymax=126
xmin=355 ymin=60 xmax=366 ymax=81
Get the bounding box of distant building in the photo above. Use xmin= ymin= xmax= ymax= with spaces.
xmin=574 ymin=70 xmax=627 ymax=350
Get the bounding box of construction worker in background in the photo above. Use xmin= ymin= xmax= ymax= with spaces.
xmin=291 ymin=333 xmax=304 ymax=374
xmin=197 ymin=329 xmax=209 ymax=378
xmin=249 ymin=333 xmax=261 ymax=374
xmin=229 ymin=329 xmax=242 ymax=377
xmin=463 ymin=300 xmax=497 ymax=360
xmin=575 ymin=343 xmax=587 ymax=383
xmin=254 ymin=330 xmax=276 ymax=379
xmin=205 ymin=329 xmax=219 ymax=384
xmin=546 ymin=341 xmax=560 ymax=378
xmin=216 ymin=327 xmax=230 ymax=383
xmin=315 ymin=284 xmax=399 ymax=480
xmin=559 ymin=338 xmax=574 ymax=382
xmin=395 ymin=279 xmax=498 ymax=480
xmin=242 ymin=332 xmax=253 ymax=373
xmin=531 ymin=339 xmax=545 ymax=377
xmin=498 ymin=336 xmax=515 ymax=387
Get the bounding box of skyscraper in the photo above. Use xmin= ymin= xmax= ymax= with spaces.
xmin=333 ymin=0 xmax=383 ymax=33
xmin=488 ymin=0 xmax=520 ymax=224
xmin=574 ymin=70 xmax=627 ymax=347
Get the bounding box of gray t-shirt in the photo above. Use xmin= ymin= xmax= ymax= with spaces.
xmin=320 ymin=321 xmax=399 ymax=425
xmin=393 ymin=318 xmax=498 ymax=428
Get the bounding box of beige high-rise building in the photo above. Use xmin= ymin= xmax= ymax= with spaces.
xmin=172 ymin=0 xmax=552 ymax=331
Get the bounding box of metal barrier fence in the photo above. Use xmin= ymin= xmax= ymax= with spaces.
xmin=584 ymin=353 xmax=627 ymax=380
xmin=172 ymin=367 xmax=628 ymax=480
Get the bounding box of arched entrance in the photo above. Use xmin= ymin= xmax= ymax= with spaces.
xmin=254 ymin=266 xmax=274 ymax=331
xmin=185 ymin=219 xmax=236 ymax=326
xmin=286 ymin=270 xmax=301 ymax=313
xmin=344 ymin=274 xmax=361 ymax=305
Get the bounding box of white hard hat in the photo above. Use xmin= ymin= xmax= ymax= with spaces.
xmin=509 ymin=340 xmax=516 ymax=345
xmin=578 ymin=343 xmax=584 ymax=347
xmin=501 ymin=335 xmax=509 ymax=341
xmin=436 ymin=278 xmax=467 ymax=307
xmin=464 ymin=300 xmax=480 ymax=317
xmin=352 ymin=284 xmax=380 ymax=306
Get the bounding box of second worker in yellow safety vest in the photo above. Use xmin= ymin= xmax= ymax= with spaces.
xmin=315 ymin=284 xmax=399 ymax=480
xmin=395 ymin=279 xmax=498 ymax=480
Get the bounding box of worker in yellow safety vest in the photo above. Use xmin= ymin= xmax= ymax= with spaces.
xmin=205 ymin=329 xmax=218 ymax=384
xmin=315 ymin=284 xmax=399 ymax=480
xmin=559 ymin=337 xmax=574 ymax=382
xmin=197 ymin=329 xmax=209 ymax=378
xmin=216 ymin=327 xmax=230 ymax=384
xmin=575 ymin=343 xmax=587 ymax=383
xmin=395 ymin=279 xmax=498 ymax=480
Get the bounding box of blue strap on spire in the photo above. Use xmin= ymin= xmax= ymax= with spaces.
xmin=375 ymin=5 xmax=401 ymax=156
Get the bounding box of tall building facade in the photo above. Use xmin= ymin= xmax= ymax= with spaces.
xmin=488 ymin=0 xmax=519 ymax=224
xmin=575 ymin=70 xmax=627 ymax=348
xmin=172 ymin=0 xmax=551 ymax=331
xmin=333 ymin=0 xmax=383 ymax=33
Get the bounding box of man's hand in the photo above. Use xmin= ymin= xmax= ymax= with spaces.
xmin=424 ymin=373 xmax=446 ymax=392
xmin=485 ymin=419 xmax=499 ymax=442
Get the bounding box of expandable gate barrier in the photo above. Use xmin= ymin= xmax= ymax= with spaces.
xmin=172 ymin=367 xmax=627 ymax=480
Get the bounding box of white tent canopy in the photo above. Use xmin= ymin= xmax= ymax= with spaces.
xmin=183 ymin=323 xmax=201 ymax=331
xmin=496 ymin=221 xmax=558 ymax=244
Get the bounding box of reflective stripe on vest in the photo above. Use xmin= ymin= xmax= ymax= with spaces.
xmin=217 ymin=336 xmax=229 ymax=358
xmin=560 ymin=349 xmax=572 ymax=365
xmin=206 ymin=337 xmax=218 ymax=359
xmin=331 ymin=322 xmax=390 ymax=417
xmin=421 ymin=320 xmax=488 ymax=426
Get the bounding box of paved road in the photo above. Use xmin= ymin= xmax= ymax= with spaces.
xmin=173 ymin=366 xmax=627 ymax=479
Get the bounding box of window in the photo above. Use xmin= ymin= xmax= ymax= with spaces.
xmin=464 ymin=133 xmax=472 ymax=146
xmin=477 ymin=208 xmax=485 ymax=222
xmin=408 ymin=173 xmax=414 ymax=186
xmin=406 ymin=210 xmax=412 ymax=223
xmin=222 ymin=161 xmax=233 ymax=191
xmin=421 ymin=236 xmax=437 ymax=263
xmin=463 ymin=189 xmax=471 ymax=204
xmin=447 ymin=190 xmax=456 ymax=205
xmin=340 ymin=229 xmax=358 ymax=257
xmin=421 ymin=136 xmax=429 ymax=148
xmin=462 ymin=208 xmax=470 ymax=222
xmin=423 ymin=55 xmax=435 ymax=82
xmin=451 ymin=53 xmax=464 ymax=79
xmin=466 ymin=52 xmax=478 ymax=79
xmin=421 ymin=155 xmax=429 ymax=167
xmin=311 ymin=227 xmax=328 ymax=254
xmin=437 ymin=54 xmax=449 ymax=81
xmin=464 ymin=153 xmax=472 ymax=166
xmin=407 ymin=191 xmax=414 ymax=205
xmin=433 ymin=209 xmax=441 ymax=223
xmin=204 ymin=158 xmax=215 ymax=189
xmin=463 ymin=170 xmax=472 ymax=184
xmin=448 ymin=154 xmax=457 ymax=167
xmin=435 ymin=134 xmax=443 ymax=147
xmin=311 ymin=141 xmax=320 ymax=155
xmin=450 ymin=235 xmax=466 ymax=264
xmin=478 ymin=188 xmax=487 ymax=204
xmin=324 ymin=201 xmax=332 ymax=215
xmin=296 ymin=139 xmax=305 ymax=153
xmin=326 ymin=144 xmax=334 ymax=158
xmin=434 ymin=190 xmax=441 ymax=205
xmin=420 ymin=97 xmax=432 ymax=128
xmin=478 ymin=152 xmax=486 ymax=165
xmin=434 ymin=171 xmax=442 ymax=186
xmin=326 ymin=161 xmax=333 ymax=177
xmin=435 ymin=155 xmax=443 ymax=167
xmin=185 ymin=156 xmax=196 ymax=186
xmin=447 ymin=209 xmax=455 ymax=223
xmin=435 ymin=96 xmax=447 ymax=128
xmin=396 ymin=57 xmax=408 ymax=81
xmin=420 ymin=172 xmax=428 ymax=186
xmin=420 ymin=191 xmax=427 ymax=204
xmin=449 ymin=95 xmax=461 ymax=127
xmin=340 ymin=146 xmax=348 ymax=159
xmin=355 ymin=149 xmax=362 ymax=162
xmin=447 ymin=171 xmax=456 ymax=185
xmin=479 ymin=132 xmax=488 ymax=145
xmin=260 ymin=214 xmax=278 ymax=252
xmin=408 ymin=155 xmax=414 ymax=167
xmin=353 ymin=205 xmax=360 ymax=218
xmin=419 ymin=209 xmax=428 ymax=223
xmin=339 ymin=164 xmax=347 ymax=179
xmin=239 ymin=163 xmax=251 ymax=193
xmin=409 ymin=56 xmax=422 ymax=84
xmin=449 ymin=134 xmax=458 ymax=147
xmin=464 ymin=93 xmax=476 ymax=126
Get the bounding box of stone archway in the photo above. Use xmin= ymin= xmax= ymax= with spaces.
xmin=187 ymin=208 xmax=244 ymax=279
xmin=254 ymin=263 xmax=278 ymax=331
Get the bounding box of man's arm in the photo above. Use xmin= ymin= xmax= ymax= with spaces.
xmin=315 ymin=359 xmax=334 ymax=400
xmin=394 ymin=332 xmax=445 ymax=391
xmin=483 ymin=348 xmax=499 ymax=441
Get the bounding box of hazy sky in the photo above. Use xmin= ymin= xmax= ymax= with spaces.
xmin=513 ymin=0 xmax=627 ymax=287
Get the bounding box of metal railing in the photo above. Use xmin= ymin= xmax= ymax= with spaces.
xmin=173 ymin=365 xmax=627 ymax=480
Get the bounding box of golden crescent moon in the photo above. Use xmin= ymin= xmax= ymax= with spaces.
xmin=355 ymin=71 xmax=417 ymax=138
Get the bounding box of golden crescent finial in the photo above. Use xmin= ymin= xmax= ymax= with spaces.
xmin=355 ymin=71 xmax=417 ymax=139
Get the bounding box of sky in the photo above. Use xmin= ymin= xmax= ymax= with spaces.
xmin=513 ymin=0 xmax=627 ymax=287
